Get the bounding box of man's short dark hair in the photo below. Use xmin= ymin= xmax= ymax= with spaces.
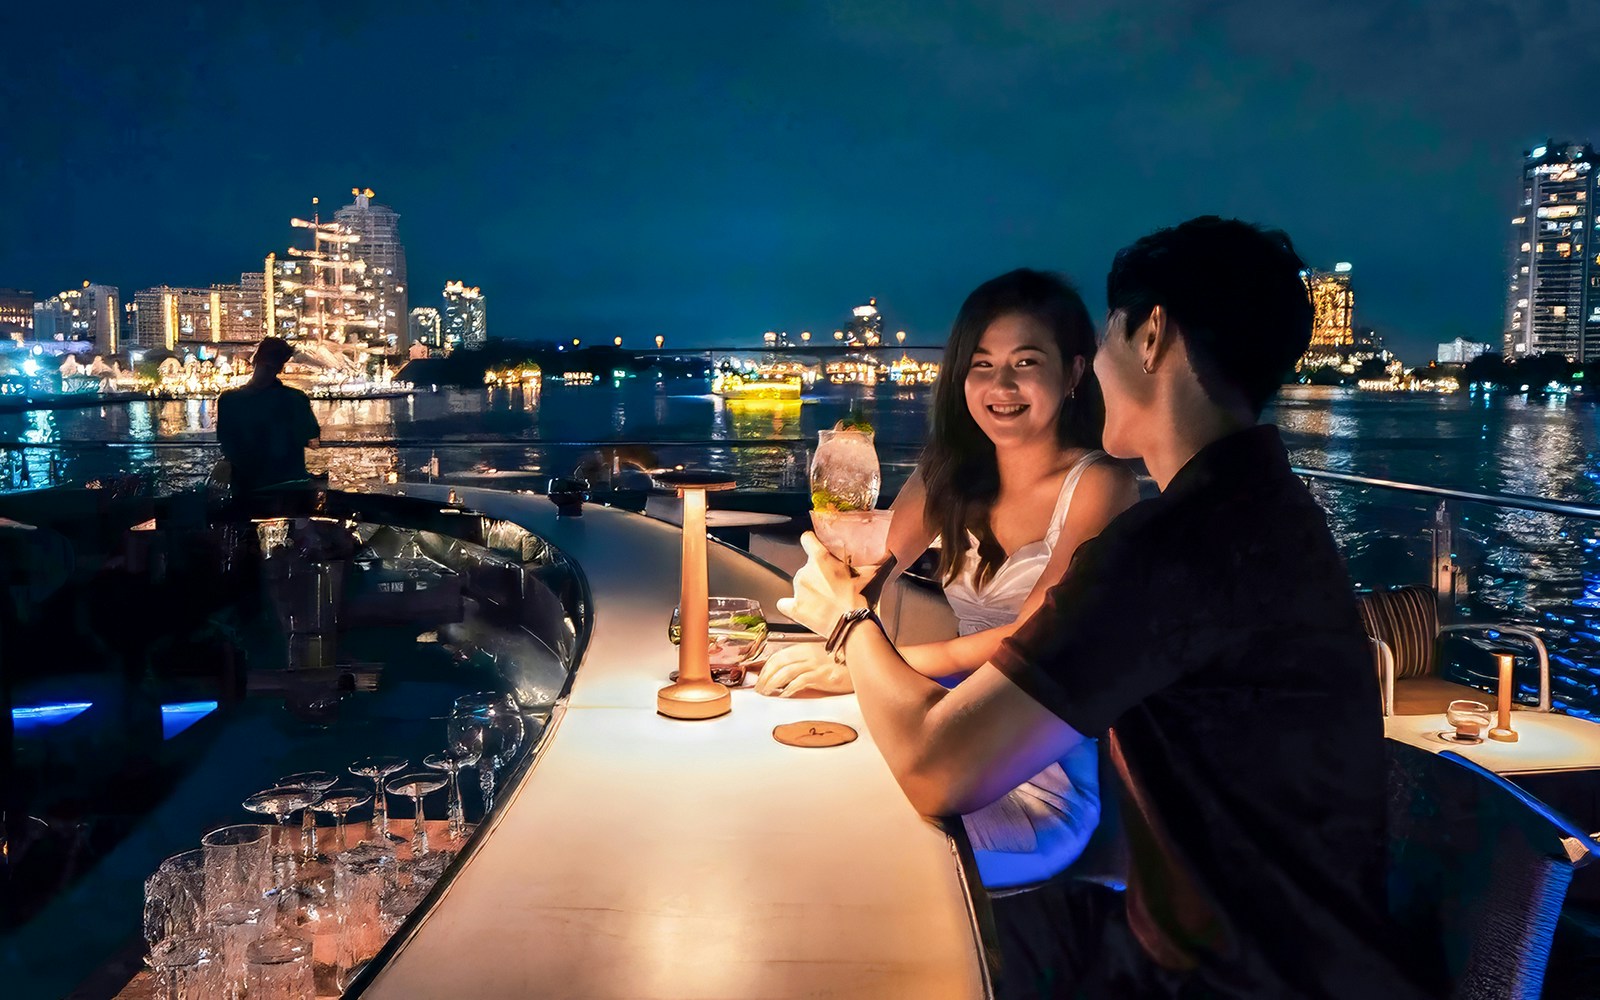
xmin=254 ymin=337 xmax=294 ymax=374
xmin=1106 ymin=216 xmax=1313 ymax=416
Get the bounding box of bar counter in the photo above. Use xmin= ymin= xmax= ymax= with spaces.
xmin=358 ymin=485 xmax=990 ymax=999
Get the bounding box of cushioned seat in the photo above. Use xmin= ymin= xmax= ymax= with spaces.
xmin=1357 ymin=585 xmax=1550 ymax=717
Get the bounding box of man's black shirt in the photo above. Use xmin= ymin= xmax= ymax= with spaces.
xmin=216 ymin=379 xmax=320 ymax=494
xmin=993 ymin=425 xmax=1417 ymax=997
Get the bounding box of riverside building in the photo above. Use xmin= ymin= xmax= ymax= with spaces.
xmin=442 ymin=281 xmax=487 ymax=351
xmin=1504 ymin=141 xmax=1599 ymax=361
xmin=33 ymin=283 xmax=119 ymax=351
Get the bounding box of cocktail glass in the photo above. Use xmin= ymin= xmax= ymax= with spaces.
xmin=348 ymin=756 xmax=409 ymax=844
xmin=243 ymin=785 xmax=319 ymax=889
xmin=452 ymin=694 xmax=524 ymax=814
xmin=668 ymin=597 xmax=769 ymax=685
xmin=277 ymin=770 xmax=338 ymax=861
xmin=809 ymin=508 xmax=894 ymax=570
xmin=309 ymin=785 xmax=373 ymax=853
xmin=387 ymin=771 xmax=449 ymax=857
xmin=425 ymin=750 xmax=477 ymax=844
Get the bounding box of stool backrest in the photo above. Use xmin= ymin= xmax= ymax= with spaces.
xmin=1359 ymin=585 xmax=1438 ymax=680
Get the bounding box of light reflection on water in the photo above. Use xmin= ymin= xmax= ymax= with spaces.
xmin=7 ymin=382 xmax=1600 ymax=714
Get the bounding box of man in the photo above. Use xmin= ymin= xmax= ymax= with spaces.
xmin=216 ymin=337 xmax=320 ymax=494
xmin=780 ymin=217 xmax=1421 ymax=997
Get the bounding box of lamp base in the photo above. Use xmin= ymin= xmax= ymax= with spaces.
xmin=657 ymin=679 xmax=732 ymax=720
xmin=1487 ymin=726 xmax=1520 ymax=743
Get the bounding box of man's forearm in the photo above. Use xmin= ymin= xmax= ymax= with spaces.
xmin=840 ymin=622 xmax=954 ymax=814
xmin=843 ymin=620 xmax=1084 ymax=818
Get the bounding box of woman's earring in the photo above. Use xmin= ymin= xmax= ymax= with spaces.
xmin=1142 ymin=359 xmax=1154 ymax=375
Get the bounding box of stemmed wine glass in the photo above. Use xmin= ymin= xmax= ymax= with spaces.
xmin=243 ymin=785 xmax=319 ymax=892
xmin=309 ymin=785 xmax=373 ymax=854
xmin=452 ymin=693 xmax=525 ymax=814
xmin=277 ymin=770 xmax=338 ymax=861
xmin=387 ymin=771 xmax=450 ymax=857
xmin=348 ymin=756 xmax=409 ymax=844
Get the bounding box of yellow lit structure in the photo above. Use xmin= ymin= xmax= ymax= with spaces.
xmin=1308 ymin=266 xmax=1355 ymax=350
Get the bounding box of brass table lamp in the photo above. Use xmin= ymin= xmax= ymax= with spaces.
xmin=653 ymin=470 xmax=738 ymax=720
xmin=1489 ymin=651 xmax=1520 ymax=743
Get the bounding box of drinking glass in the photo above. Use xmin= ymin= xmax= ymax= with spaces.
xmin=310 ymin=785 xmax=373 ymax=853
xmin=144 ymin=849 xmax=206 ymax=955
xmin=333 ymin=843 xmax=392 ymax=983
xmin=200 ymin=824 xmax=271 ymax=913
xmin=244 ymin=785 xmax=319 ymax=888
xmin=453 ymin=694 xmax=525 ymax=814
xmin=387 ymin=771 xmax=449 ymax=857
xmin=148 ymin=935 xmax=215 ymax=1000
xmin=425 ymin=750 xmax=476 ymax=843
xmin=1446 ymin=699 xmax=1492 ymax=742
xmin=349 ymin=755 xmax=410 ymax=843
xmin=277 ymin=770 xmax=339 ymax=861
xmin=212 ymin=898 xmax=266 ymax=1000
xmin=246 ymin=932 xmax=314 ymax=999
xmin=667 ymin=597 xmax=769 ymax=685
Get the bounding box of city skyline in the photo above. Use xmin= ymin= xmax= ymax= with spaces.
xmin=5 ymin=3 xmax=1600 ymax=360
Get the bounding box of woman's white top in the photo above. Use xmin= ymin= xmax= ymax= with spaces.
xmin=944 ymin=450 xmax=1107 ymax=890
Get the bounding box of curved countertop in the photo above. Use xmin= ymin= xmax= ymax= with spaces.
xmin=360 ymin=485 xmax=990 ymax=999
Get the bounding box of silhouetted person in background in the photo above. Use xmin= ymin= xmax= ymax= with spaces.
xmin=216 ymin=337 xmax=320 ymax=494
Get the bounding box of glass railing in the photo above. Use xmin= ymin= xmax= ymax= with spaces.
xmin=8 ymin=440 xmax=1600 ymax=723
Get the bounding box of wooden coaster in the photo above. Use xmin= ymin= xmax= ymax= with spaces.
xmin=773 ymin=721 xmax=858 ymax=748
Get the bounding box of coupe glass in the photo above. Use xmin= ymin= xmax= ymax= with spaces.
xmin=243 ymin=785 xmax=319 ymax=889
xmin=387 ymin=771 xmax=449 ymax=857
xmin=452 ymin=694 xmax=525 ymax=814
xmin=277 ymin=770 xmax=339 ymax=861
xmin=667 ymin=597 xmax=769 ymax=685
xmin=425 ymin=750 xmax=477 ymax=844
xmin=1446 ymin=699 xmax=1492 ymax=742
xmin=348 ymin=755 xmax=410 ymax=843
xmin=144 ymin=849 xmax=206 ymax=956
xmin=309 ymin=785 xmax=373 ymax=853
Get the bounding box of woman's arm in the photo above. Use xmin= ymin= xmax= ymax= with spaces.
xmin=897 ymin=461 xmax=1139 ymax=680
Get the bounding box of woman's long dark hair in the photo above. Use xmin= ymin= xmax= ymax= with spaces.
xmin=920 ymin=269 xmax=1104 ymax=589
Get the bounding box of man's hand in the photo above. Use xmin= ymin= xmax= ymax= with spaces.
xmin=775 ymin=532 xmax=869 ymax=637
xmin=755 ymin=643 xmax=855 ymax=698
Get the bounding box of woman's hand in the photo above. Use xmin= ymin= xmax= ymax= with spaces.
xmin=754 ymin=643 xmax=855 ymax=697
xmin=775 ymin=532 xmax=869 ymax=637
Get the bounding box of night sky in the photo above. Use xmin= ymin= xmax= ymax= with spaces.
xmin=5 ymin=1 xmax=1598 ymax=361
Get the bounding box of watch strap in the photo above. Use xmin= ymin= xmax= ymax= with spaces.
xmin=825 ymin=606 xmax=879 ymax=656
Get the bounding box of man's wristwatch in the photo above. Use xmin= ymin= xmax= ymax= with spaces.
xmin=825 ymin=606 xmax=880 ymax=657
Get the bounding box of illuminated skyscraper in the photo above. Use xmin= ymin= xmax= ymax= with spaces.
xmin=1504 ymin=141 xmax=1599 ymax=360
xmin=33 ymin=283 xmax=119 ymax=350
xmin=409 ymin=306 xmax=442 ymax=350
xmin=334 ymin=188 xmax=409 ymax=351
xmin=441 ymin=281 xmax=487 ymax=351
xmin=1307 ymin=264 xmax=1354 ymax=351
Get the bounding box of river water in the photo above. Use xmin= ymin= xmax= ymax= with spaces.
xmin=4 ymin=382 xmax=1600 ymax=714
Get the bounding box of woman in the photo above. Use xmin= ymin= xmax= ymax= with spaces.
xmin=757 ymin=268 xmax=1138 ymax=889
